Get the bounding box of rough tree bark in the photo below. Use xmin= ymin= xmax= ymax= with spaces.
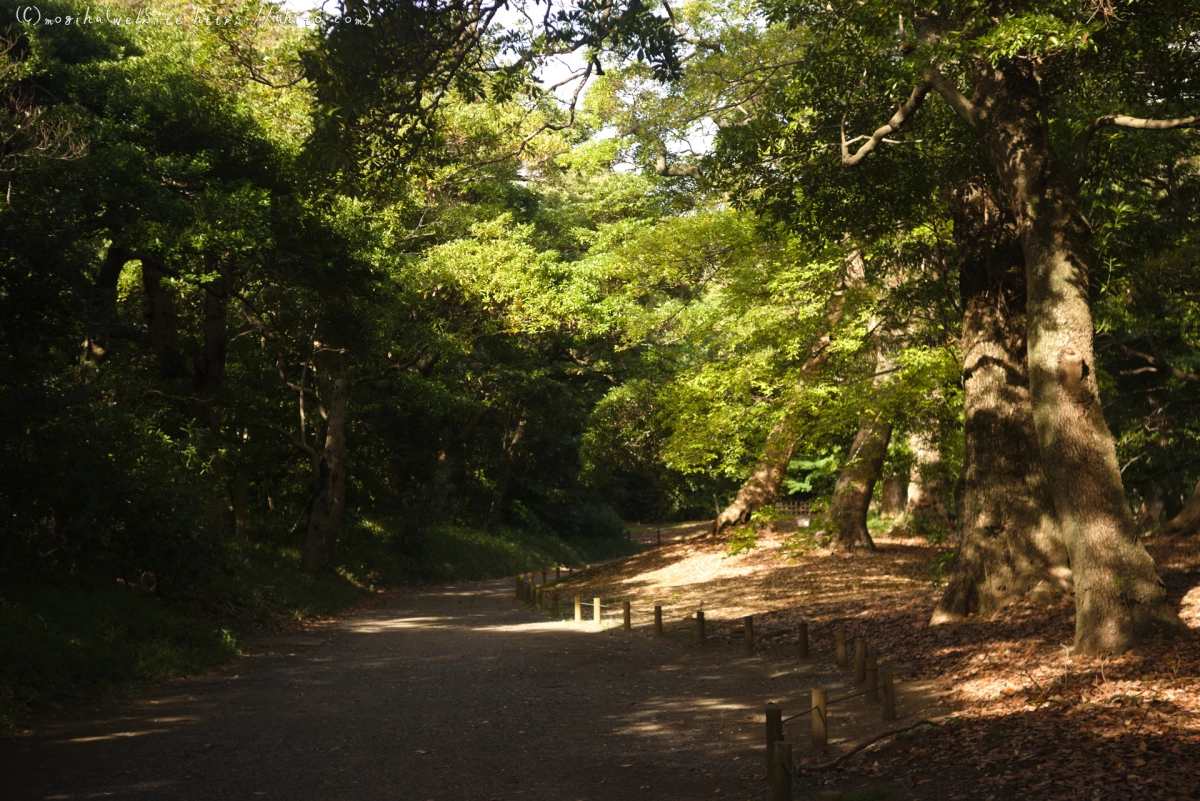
xmin=932 ymin=185 xmax=1069 ymax=623
xmin=714 ymin=416 xmax=799 ymax=533
xmin=487 ymin=414 xmax=527 ymax=532
xmin=952 ymin=61 xmax=1183 ymax=651
xmin=301 ymin=377 xmax=350 ymax=573
xmin=826 ymin=412 xmax=891 ymax=553
xmin=879 ymin=476 xmax=907 ymax=517
xmin=140 ymin=255 xmax=190 ymax=380
xmin=904 ymin=431 xmax=951 ymax=528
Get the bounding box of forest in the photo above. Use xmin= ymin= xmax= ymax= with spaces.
xmin=1 ymin=0 xmax=1198 ymax=741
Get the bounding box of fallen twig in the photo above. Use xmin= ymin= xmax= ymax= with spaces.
xmin=802 ymin=719 xmax=942 ymax=772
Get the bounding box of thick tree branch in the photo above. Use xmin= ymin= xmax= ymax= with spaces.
xmin=841 ymin=83 xmax=931 ymax=166
xmin=1072 ymin=113 xmax=1200 ymax=188
xmin=655 ymin=145 xmax=704 ymax=180
xmin=926 ymin=68 xmax=976 ymax=129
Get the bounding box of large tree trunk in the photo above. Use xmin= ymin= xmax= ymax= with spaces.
xmin=486 ymin=414 xmax=527 ymax=532
xmin=933 ymin=184 xmax=1069 ymax=623
xmin=827 ymin=413 xmax=891 ymax=553
xmin=879 ymin=476 xmax=907 ymax=517
xmin=971 ymin=60 xmax=1182 ymax=652
xmin=905 ymin=431 xmax=951 ymax=529
xmin=301 ymin=378 xmax=350 ymax=572
xmin=714 ymin=415 xmax=797 ymax=532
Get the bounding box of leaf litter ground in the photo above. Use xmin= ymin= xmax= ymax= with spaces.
xmin=553 ymin=523 xmax=1200 ymax=800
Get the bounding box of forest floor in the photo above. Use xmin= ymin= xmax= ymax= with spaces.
xmin=1 ymin=523 xmax=1197 ymax=801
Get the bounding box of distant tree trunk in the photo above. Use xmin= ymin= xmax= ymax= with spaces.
xmin=1154 ymin=478 xmax=1200 ymax=538
xmin=968 ymin=60 xmax=1182 ymax=652
xmin=232 ymin=469 xmax=248 ymax=542
xmin=714 ymin=416 xmax=797 ymax=532
xmin=195 ymin=256 xmax=236 ymax=541
xmin=879 ymin=477 xmax=907 ymax=517
xmin=301 ymin=378 xmax=350 ymax=572
xmin=933 ymin=184 xmax=1069 ymax=624
xmin=431 ymin=406 xmax=488 ymax=517
xmin=140 ymin=255 xmax=190 ymax=379
xmin=487 ymin=414 xmax=527 ymax=532
xmin=905 ymin=431 xmax=951 ymax=529
xmin=714 ymin=253 xmax=864 ymax=534
xmin=826 ymin=413 xmax=891 ymax=553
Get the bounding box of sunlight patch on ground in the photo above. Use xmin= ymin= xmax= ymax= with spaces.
xmin=1179 ymin=583 xmax=1200 ymax=628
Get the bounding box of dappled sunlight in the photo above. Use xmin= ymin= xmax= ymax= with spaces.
xmin=66 ymin=729 xmax=171 ymax=744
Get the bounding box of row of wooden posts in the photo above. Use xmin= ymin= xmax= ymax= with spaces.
xmin=513 ymin=570 xmax=901 ymax=801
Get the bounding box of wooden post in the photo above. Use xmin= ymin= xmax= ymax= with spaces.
xmin=654 ymin=605 xmax=663 ymax=637
xmin=744 ymin=615 xmax=754 ymax=654
xmin=528 ymin=578 xmax=536 ymax=605
xmin=772 ymin=741 xmax=792 ymax=801
xmin=765 ymin=705 xmax=783 ymax=772
xmin=551 ymin=593 xmax=560 ymax=618
xmin=515 ymin=575 xmax=522 ymax=599
xmin=593 ymin=597 xmax=601 ymax=626
xmin=556 ymin=566 xmax=561 ymax=579
xmin=695 ymin=610 xmax=705 ymax=644
xmin=535 ymin=585 xmax=542 ymax=611
xmin=541 ymin=570 xmax=547 ymax=585
xmin=835 ymin=630 xmax=848 ymax=668
xmin=881 ymin=669 xmax=896 ymax=721
xmin=811 ymin=688 xmax=828 ymax=748
xmin=574 ymin=595 xmax=582 ymax=623
xmin=623 ymin=601 xmax=631 ymax=630
xmin=798 ymin=621 xmax=809 ymax=659
xmin=854 ymin=640 xmax=867 ymax=685
xmin=568 ymin=566 xmax=573 ymax=575
xmin=865 ymin=654 xmax=879 ymax=705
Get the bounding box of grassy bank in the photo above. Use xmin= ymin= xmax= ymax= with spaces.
xmin=0 ymin=522 xmax=638 ymax=730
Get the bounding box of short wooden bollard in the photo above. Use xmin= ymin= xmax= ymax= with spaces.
xmin=764 ymin=704 xmax=783 ymax=771
xmin=555 ymin=566 xmax=561 ymax=579
xmin=535 ymin=586 xmax=542 ymax=611
xmin=527 ymin=579 xmax=536 ymax=605
xmin=574 ymin=595 xmax=582 ymax=623
xmin=654 ymin=605 xmax=663 ymax=637
xmin=854 ymin=640 xmax=867 ymax=685
xmin=772 ymin=740 xmax=792 ymax=801
xmin=541 ymin=570 xmax=547 ymax=585
xmin=881 ymin=669 xmax=896 ymax=721
xmin=695 ymin=610 xmax=706 ymax=644
xmin=515 ymin=575 xmax=523 ymax=599
xmin=798 ymin=621 xmax=809 ymax=659
xmin=593 ymin=597 xmax=602 ymax=626
xmin=865 ymin=654 xmax=879 ymax=705
xmin=551 ymin=593 xmax=560 ymax=618
xmin=623 ymin=600 xmax=631 ymax=630
xmin=744 ymin=615 xmax=754 ymax=654
xmin=835 ymin=630 xmax=848 ymax=669
xmin=811 ymin=688 xmax=828 ymax=748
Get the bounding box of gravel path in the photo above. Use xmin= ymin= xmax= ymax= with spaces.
xmin=1 ymin=578 xmax=921 ymax=801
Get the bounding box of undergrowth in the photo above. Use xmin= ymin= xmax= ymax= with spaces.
xmin=0 ymin=520 xmax=635 ymax=730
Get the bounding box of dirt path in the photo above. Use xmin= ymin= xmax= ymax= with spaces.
xmin=0 ymin=576 xmax=938 ymax=801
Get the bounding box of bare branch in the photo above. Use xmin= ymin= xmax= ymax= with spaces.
xmin=841 ymin=83 xmax=932 ymax=166
xmin=1072 ymin=113 xmax=1200 ymax=188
